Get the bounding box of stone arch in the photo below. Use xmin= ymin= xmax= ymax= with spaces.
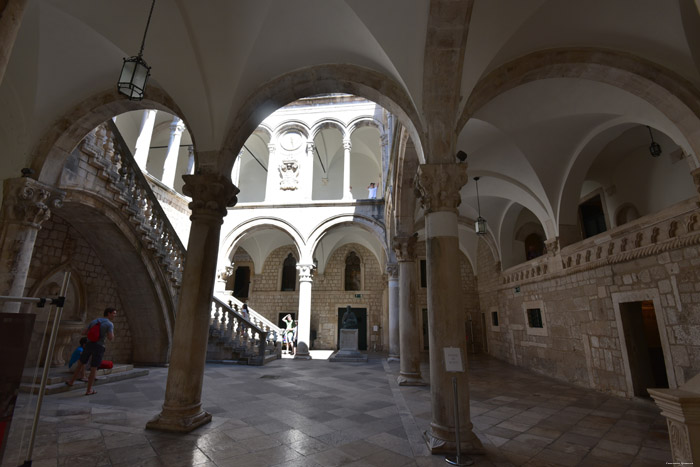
xmin=221 ymin=217 xmax=305 ymax=274
xmin=222 ymin=64 xmax=426 ymax=176
xmin=30 ymin=85 xmax=187 ymax=187
xmin=55 ymin=193 xmax=174 ymax=364
xmin=614 ymin=202 xmax=641 ymax=228
xmin=347 ymin=116 xmax=384 ymax=137
xmin=459 ymin=48 xmax=700 ymax=170
xmin=310 ymin=119 xmax=347 ymax=140
xmin=272 ymin=121 xmax=311 ymax=142
xmin=307 ymin=214 xmax=388 ymax=274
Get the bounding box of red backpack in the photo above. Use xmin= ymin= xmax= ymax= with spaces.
xmin=87 ymin=321 xmax=101 ymax=342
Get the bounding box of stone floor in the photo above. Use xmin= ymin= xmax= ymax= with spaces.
xmin=2 ymin=353 xmax=671 ymax=466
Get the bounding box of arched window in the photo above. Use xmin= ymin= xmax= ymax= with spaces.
xmin=524 ymin=233 xmax=545 ymax=260
xmin=281 ymin=253 xmax=297 ymax=291
xmin=345 ymin=251 xmax=361 ymax=291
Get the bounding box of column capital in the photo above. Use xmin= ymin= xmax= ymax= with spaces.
xmin=414 ymin=163 xmax=467 ymax=213
xmin=343 ymin=138 xmax=352 ymax=151
xmin=544 ymin=237 xmax=560 ymax=257
xmin=1 ymin=177 xmax=65 ymax=228
xmin=306 ymin=141 xmax=315 ymax=153
xmin=386 ymin=262 xmax=399 ymax=279
xmin=297 ymin=263 xmax=314 ymax=282
xmin=393 ymin=235 xmax=417 ymax=262
xmin=182 ymin=174 xmax=239 ymax=221
xmin=170 ymin=117 xmax=186 ymax=135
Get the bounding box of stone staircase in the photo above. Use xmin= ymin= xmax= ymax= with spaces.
xmin=207 ymin=296 xmax=281 ymax=365
xmin=80 ymin=122 xmax=282 ymax=366
xmin=20 ymin=364 xmax=149 ymax=395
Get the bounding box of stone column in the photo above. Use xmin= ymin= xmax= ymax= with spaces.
xmin=295 ymin=264 xmax=313 ymax=359
xmin=187 ymin=146 xmax=195 ymax=175
xmin=0 ymin=177 xmax=64 ymax=313
xmin=387 ymin=262 xmax=400 ymax=362
xmin=304 ymin=141 xmax=315 ymax=201
xmin=0 ymin=0 xmax=27 ymax=87
xmin=231 ymin=150 xmax=243 ymax=187
xmin=162 ymin=117 xmax=186 ymax=188
xmin=134 ymin=109 xmax=158 ymax=169
xmin=147 ymin=173 xmax=238 ymax=432
xmin=394 ymin=235 xmax=425 ymax=385
xmin=342 ymin=137 xmax=352 ymax=200
xmin=415 ymin=163 xmax=482 ymax=454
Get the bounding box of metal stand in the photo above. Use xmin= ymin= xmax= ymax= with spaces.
xmin=445 ymin=376 xmax=474 ymax=466
xmin=0 ymin=272 xmax=70 ymax=467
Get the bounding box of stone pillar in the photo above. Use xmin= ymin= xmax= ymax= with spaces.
xmin=342 ymin=137 xmax=352 ymax=200
xmin=295 ymin=264 xmax=313 ymax=359
xmin=415 ymin=163 xmax=482 ymax=454
xmin=134 ymin=109 xmax=158 ymax=169
xmin=304 ymin=141 xmax=315 ymax=201
xmin=146 ymin=173 xmax=238 ymax=432
xmin=231 ymin=150 xmax=243 ymax=187
xmin=187 ymin=146 xmax=195 ymax=175
xmin=649 ymin=375 xmax=700 ymax=463
xmin=0 ymin=0 xmax=27 ymax=87
xmin=162 ymin=117 xmax=186 ymax=188
xmin=0 ymin=177 xmax=64 ymax=313
xmin=394 ymin=235 xmax=425 ymax=386
xmin=387 ymin=262 xmax=400 ymax=362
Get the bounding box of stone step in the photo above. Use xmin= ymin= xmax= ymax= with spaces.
xmin=20 ymin=366 xmax=149 ymax=395
xmin=21 ymin=363 xmax=135 ymax=385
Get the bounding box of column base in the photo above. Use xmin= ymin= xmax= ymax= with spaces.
xmin=293 ymin=342 xmax=312 ymax=360
xmin=423 ymin=429 xmax=484 ymax=455
xmin=398 ymin=373 xmax=427 ymax=386
xmin=146 ymin=403 xmax=212 ymax=433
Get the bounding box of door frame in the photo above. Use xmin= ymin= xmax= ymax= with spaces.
xmin=612 ymin=289 xmax=677 ymax=395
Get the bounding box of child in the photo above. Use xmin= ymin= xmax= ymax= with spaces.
xmin=68 ymin=337 xmax=88 ymax=381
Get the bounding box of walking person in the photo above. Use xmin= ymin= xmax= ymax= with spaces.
xmin=66 ymin=307 xmax=117 ymax=395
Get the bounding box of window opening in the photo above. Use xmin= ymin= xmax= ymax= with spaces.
xmin=526 ymin=308 xmax=543 ymax=328
xmin=491 ymin=311 xmax=499 ymax=326
xmin=281 ymin=253 xmax=297 ymax=291
xmin=579 ymin=194 xmax=607 ymax=238
xmin=420 ymin=260 xmax=427 ymax=288
xmin=344 ymin=251 xmax=361 ymax=291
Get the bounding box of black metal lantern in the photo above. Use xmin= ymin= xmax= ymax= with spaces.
xmin=647 ymin=126 xmax=662 ymax=157
xmin=117 ymin=0 xmax=156 ymax=100
xmin=474 ymin=176 xmax=487 ymax=236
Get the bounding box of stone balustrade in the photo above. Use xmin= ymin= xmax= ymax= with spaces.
xmin=208 ymin=297 xmax=280 ymax=365
xmin=501 ymin=199 xmax=700 ymax=287
xmin=78 ymin=121 xmax=185 ymax=296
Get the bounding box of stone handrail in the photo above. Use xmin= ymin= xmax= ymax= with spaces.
xmin=210 ymin=297 xmax=278 ymax=365
xmin=216 ymin=293 xmax=283 ymax=342
xmin=502 ymin=198 xmax=700 ymax=286
xmin=78 ymin=121 xmax=186 ymax=298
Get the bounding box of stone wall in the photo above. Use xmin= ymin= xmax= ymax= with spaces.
xmin=247 ymin=243 xmax=385 ymax=350
xmin=23 ymin=215 xmax=132 ymax=366
xmin=477 ymin=226 xmax=700 ymax=397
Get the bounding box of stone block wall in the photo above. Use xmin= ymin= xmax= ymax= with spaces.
xmin=477 ymin=234 xmax=700 ymax=397
xmin=23 ymin=215 xmax=132 ymax=366
xmin=247 ymin=243 xmax=385 ymax=350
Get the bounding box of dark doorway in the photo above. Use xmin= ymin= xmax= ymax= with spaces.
xmin=579 ymin=194 xmax=607 ymax=238
xmin=233 ymin=266 xmax=250 ymax=299
xmin=422 ymin=308 xmax=429 ymax=350
xmin=620 ymin=300 xmax=669 ymax=397
xmin=337 ymin=307 xmax=367 ymax=350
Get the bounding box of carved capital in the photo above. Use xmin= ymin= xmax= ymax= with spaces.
xmin=1 ymin=177 xmax=65 ymax=228
xmin=544 ymin=237 xmax=560 ymax=257
xmin=343 ymin=139 xmax=352 ymax=151
xmin=393 ymin=235 xmax=417 ymax=262
xmin=386 ymin=263 xmax=399 ymax=279
xmin=306 ymin=141 xmax=315 ymax=153
xmin=170 ymin=117 xmax=186 ymax=135
xmin=297 ymin=263 xmax=314 ymax=282
xmin=182 ymin=174 xmax=239 ymax=221
xmin=414 ymin=163 xmax=467 ymax=213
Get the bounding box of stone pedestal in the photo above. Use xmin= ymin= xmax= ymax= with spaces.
xmin=649 ymin=372 xmax=700 ymax=463
xmin=0 ymin=177 xmax=64 ymax=313
xmin=146 ymin=174 xmax=238 ymax=433
xmin=415 ymin=163 xmax=482 ymax=454
xmin=330 ymin=329 xmax=367 ymax=362
xmin=394 ymin=235 xmax=425 ymax=386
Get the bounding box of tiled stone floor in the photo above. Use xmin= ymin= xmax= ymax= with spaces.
xmin=2 ymin=353 xmax=670 ymax=466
